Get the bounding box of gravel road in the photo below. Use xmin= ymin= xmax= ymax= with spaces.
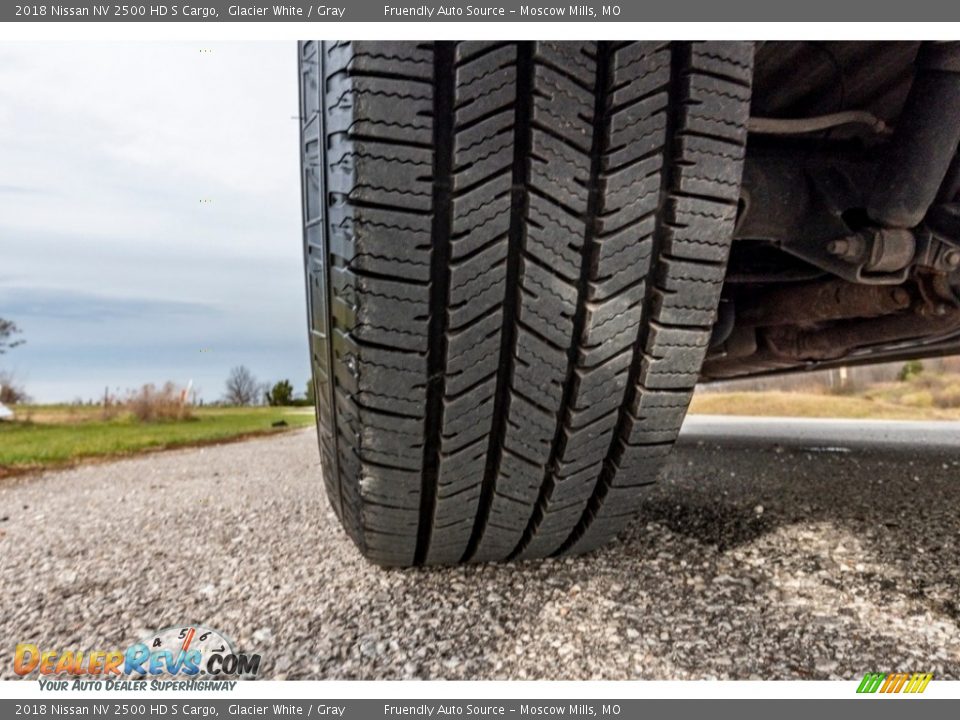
xmin=1 ymin=420 xmax=958 ymax=680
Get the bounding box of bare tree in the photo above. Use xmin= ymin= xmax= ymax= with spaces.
xmin=224 ymin=365 xmax=260 ymax=406
xmin=0 ymin=317 xmax=24 ymax=355
xmin=0 ymin=370 xmax=29 ymax=405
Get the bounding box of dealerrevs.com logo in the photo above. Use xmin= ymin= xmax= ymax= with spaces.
xmin=15 ymin=625 xmax=261 ymax=690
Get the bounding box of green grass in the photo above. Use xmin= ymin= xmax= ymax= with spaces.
xmin=0 ymin=407 xmax=316 ymax=473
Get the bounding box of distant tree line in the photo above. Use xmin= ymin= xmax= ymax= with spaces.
xmin=1 ymin=316 xmax=319 ymax=409
xmin=223 ymin=365 xmax=314 ymax=407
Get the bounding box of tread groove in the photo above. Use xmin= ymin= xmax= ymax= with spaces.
xmin=415 ymin=42 xmax=455 ymax=565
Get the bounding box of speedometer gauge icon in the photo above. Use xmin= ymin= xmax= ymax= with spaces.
xmin=135 ymin=625 xmax=236 ymax=677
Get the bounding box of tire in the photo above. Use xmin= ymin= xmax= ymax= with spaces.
xmin=298 ymin=40 xmax=754 ymax=566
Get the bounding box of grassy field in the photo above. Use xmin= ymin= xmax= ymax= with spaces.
xmin=690 ymin=391 xmax=960 ymax=420
xmin=691 ymin=371 xmax=960 ymax=421
xmin=0 ymin=406 xmax=316 ymax=474
xmin=692 ymin=370 xmax=960 ymax=421
xmin=5 ymin=370 xmax=958 ymax=474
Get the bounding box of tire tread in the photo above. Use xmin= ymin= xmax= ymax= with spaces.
xmin=299 ymin=41 xmax=753 ymax=566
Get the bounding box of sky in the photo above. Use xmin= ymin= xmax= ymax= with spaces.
xmin=0 ymin=42 xmax=310 ymax=403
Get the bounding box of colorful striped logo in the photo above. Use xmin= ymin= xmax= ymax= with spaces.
xmin=857 ymin=672 xmax=933 ymax=694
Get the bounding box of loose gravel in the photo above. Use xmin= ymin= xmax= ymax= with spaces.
xmin=1 ymin=427 xmax=958 ymax=680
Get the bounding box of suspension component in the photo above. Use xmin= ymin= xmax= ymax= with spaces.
xmin=867 ymin=42 xmax=960 ymax=228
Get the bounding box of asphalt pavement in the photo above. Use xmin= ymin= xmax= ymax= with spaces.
xmin=1 ymin=417 xmax=958 ymax=680
xmin=682 ymin=415 xmax=960 ymax=450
